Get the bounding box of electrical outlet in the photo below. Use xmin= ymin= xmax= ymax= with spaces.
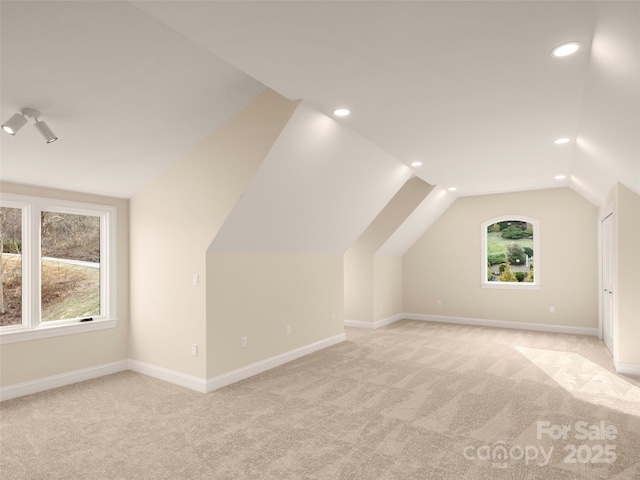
xmin=549 ymin=306 xmax=555 ymax=314
xmin=332 ymin=314 xmax=336 ymax=323
xmin=191 ymin=344 xmax=198 ymax=357
xmin=241 ymin=336 xmax=247 ymax=348
xmin=286 ymin=325 xmax=291 ymax=336
xmin=437 ymin=299 xmax=442 ymax=306
xmin=192 ymin=274 xmax=199 ymax=286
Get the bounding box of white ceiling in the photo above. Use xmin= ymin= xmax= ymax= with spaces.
xmin=0 ymin=1 xmax=264 ymax=198
xmin=2 ymin=1 xmax=638 ymax=203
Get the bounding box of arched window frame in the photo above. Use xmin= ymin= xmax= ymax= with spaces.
xmin=481 ymin=215 xmax=540 ymax=290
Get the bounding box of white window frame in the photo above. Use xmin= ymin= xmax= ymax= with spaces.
xmin=481 ymin=214 xmax=540 ymax=290
xmin=0 ymin=193 xmax=117 ymax=344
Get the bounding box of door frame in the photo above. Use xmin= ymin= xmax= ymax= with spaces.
xmin=598 ymin=202 xmax=616 ymax=362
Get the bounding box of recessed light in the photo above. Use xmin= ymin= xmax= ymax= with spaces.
xmin=333 ymin=108 xmax=350 ymax=117
xmin=554 ymin=138 xmax=571 ymax=144
xmin=411 ymin=161 xmax=422 ymax=167
xmin=552 ymin=42 xmax=581 ymax=57
xmin=554 ymin=175 xmax=566 ymax=180
xmin=448 ymin=187 xmax=457 ymax=192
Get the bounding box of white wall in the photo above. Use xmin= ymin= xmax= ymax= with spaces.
xmin=600 ymin=183 xmax=640 ymax=370
xmin=129 ymin=90 xmax=297 ymax=379
xmin=404 ymin=188 xmax=598 ymax=328
xmin=0 ymin=182 xmax=129 ymax=386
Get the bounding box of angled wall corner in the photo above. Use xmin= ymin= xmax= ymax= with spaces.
xmin=129 ymin=89 xmax=298 ymax=380
xmin=206 ymin=101 xmax=412 ymax=379
xmin=209 ymin=101 xmax=413 ymax=255
xmin=345 ymin=177 xmax=434 ymax=325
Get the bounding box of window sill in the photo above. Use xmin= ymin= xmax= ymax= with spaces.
xmin=481 ymin=282 xmax=540 ymax=290
xmin=0 ymin=318 xmax=118 ymax=345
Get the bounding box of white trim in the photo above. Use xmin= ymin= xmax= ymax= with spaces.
xmin=344 ymin=319 xmax=375 ymax=329
xmin=480 ymin=282 xmax=539 ymax=290
xmin=0 ymin=360 xmax=128 ymax=402
xmin=598 ymin=202 xmax=616 ymax=359
xmin=0 ymin=318 xmax=118 ymax=344
xmin=614 ymin=362 xmax=640 ymax=377
xmin=206 ymin=333 xmax=345 ymax=393
xmin=0 ymin=192 xmax=118 ymax=341
xmin=1 ymin=335 xmax=346 ymax=401
xmin=344 ymin=313 xmax=404 ymax=330
xmin=404 ymin=313 xmax=599 ymax=336
xmin=128 ymin=360 xmax=207 ymax=393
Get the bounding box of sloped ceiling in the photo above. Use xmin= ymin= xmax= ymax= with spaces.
xmin=1 ymin=1 xmax=638 ymax=205
xmin=209 ymin=102 xmax=413 ymax=254
xmin=135 ymin=1 xmax=639 ymax=204
xmin=0 ymin=1 xmax=264 ymax=198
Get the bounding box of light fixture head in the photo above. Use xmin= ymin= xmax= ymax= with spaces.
xmin=333 ymin=108 xmax=350 ymax=117
xmin=554 ymin=175 xmax=566 ymax=180
xmin=411 ymin=161 xmax=423 ymax=167
xmin=1 ymin=113 xmax=27 ymax=135
xmin=448 ymin=187 xmax=457 ymax=192
xmin=552 ymin=42 xmax=581 ymax=57
xmin=34 ymin=120 xmax=58 ymax=144
xmin=554 ymin=138 xmax=571 ymax=145
xmin=1 ymin=107 xmax=58 ymax=143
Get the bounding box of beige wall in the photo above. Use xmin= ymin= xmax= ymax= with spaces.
xmin=616 ymin=184 xmax=640 ymax=367
xmin=373 ymin=256 xmax=403 ymax=322
xmin=206 ymin=252 xmax=344 ymax=377
xmin=404 ymin=188 xmax=598 ymax=328
xmin=0 ymin=182 xmax=129 ymax=386
xmin=345 ymin=177 xmax=432 ymax=323
xmin=129 ymin=90 xmax=297 ymax=379
xmin=600 ymin=183 xmax=640 ymax=368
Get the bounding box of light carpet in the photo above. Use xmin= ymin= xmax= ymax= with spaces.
xmin=1 ymin=320 xmax=639 ymax=479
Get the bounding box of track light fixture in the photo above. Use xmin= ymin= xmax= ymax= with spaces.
xmin=1 ymin=113 xmax=28 ymax=135
xmin=1 ymin=108 xmax=58 ymax=143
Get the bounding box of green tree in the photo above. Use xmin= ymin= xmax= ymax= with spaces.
xmin=499 ymin=263 xmax=517 ymax=282
xmin=507 ymin=243 xmax=526 ymax=265
xmin=487 ymin=267 xmax=495 ymax=281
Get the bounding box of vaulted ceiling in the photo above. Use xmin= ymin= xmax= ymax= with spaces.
xmin=1 ymin=1 xmax=638 ymax=204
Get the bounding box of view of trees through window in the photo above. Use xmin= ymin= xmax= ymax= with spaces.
xmin=0 ymin=208 xmax=101 ymax=326
xmin=0 ymin=207 xmax=23 ymax=326
xmin=486 ymin=220 xmax=534 ymax=283
xmin=40 ymin=211 xmax=101 ymax=322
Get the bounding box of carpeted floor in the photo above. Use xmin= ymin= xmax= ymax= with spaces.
xmin=1 ymin=320 xmax=639 ymax=479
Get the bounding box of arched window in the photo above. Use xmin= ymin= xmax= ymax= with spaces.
xmin=481 ymin=215 xmax=539 ymax=289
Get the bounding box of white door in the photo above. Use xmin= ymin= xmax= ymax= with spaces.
xmin=602 ymin=213 xmax=614 ymax=354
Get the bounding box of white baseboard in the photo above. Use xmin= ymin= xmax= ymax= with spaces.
xmin=1 ymin=315 xmax=606 ymax=402
xmin=344 ymin=314 xmax=404 ymax=330
xmin=128 ymin=359 xmax=208 ymax=393
xmin=344 ymin=319 xmax=375 ymax=329
xmin=615 ymin=362 xmax=640 ymax=377
xmin=403 ymin=313 xmax=600 ymax=337
xmin=206 ymin=333 xmax=345 ymax=392
xmin=0 ymin=360 xmax=129 ymax=402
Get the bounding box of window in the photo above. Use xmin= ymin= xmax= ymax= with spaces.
xmin=481 ymin=215 xmax=539 ymax=290
xmin=0 ymin=194 xmax=117 ymax=343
